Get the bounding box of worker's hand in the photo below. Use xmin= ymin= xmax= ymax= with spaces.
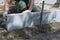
xmin=22 ymin=10 xmax=31 ymax=13
xmin=3 ymin=11 xmax=8 ymax=17
xmin=3 ymin=11 xmax=8 ymax=22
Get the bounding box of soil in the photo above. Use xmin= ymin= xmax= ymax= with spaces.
xmin=0 ymin=22 xmax=60 ymax=40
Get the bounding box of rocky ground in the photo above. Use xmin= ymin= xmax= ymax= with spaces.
xmin=0 ymin=22 xmax=60 ymax=40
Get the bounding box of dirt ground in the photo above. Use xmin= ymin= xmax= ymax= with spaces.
xmin=0 ymin=22 xmax=60 ymax=40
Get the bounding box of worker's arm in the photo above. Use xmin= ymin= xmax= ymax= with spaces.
xmin=22 ymin=0 xmax=34 ymax=13
xmin=29 ymin=0 xmax=34 ymax=11
xmin=4 ymin=0 xmax=12 ymax=11
xmin=3 ymin=0 xmax=12 ymax=17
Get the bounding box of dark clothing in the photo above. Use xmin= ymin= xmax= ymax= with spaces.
xmin=9 ymin=0 xmax=40 ymax=13
xmin=15 ymin=0 xmax=20 ymax=2
xmin=15 ymin=0 xmax=29 ymax=4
